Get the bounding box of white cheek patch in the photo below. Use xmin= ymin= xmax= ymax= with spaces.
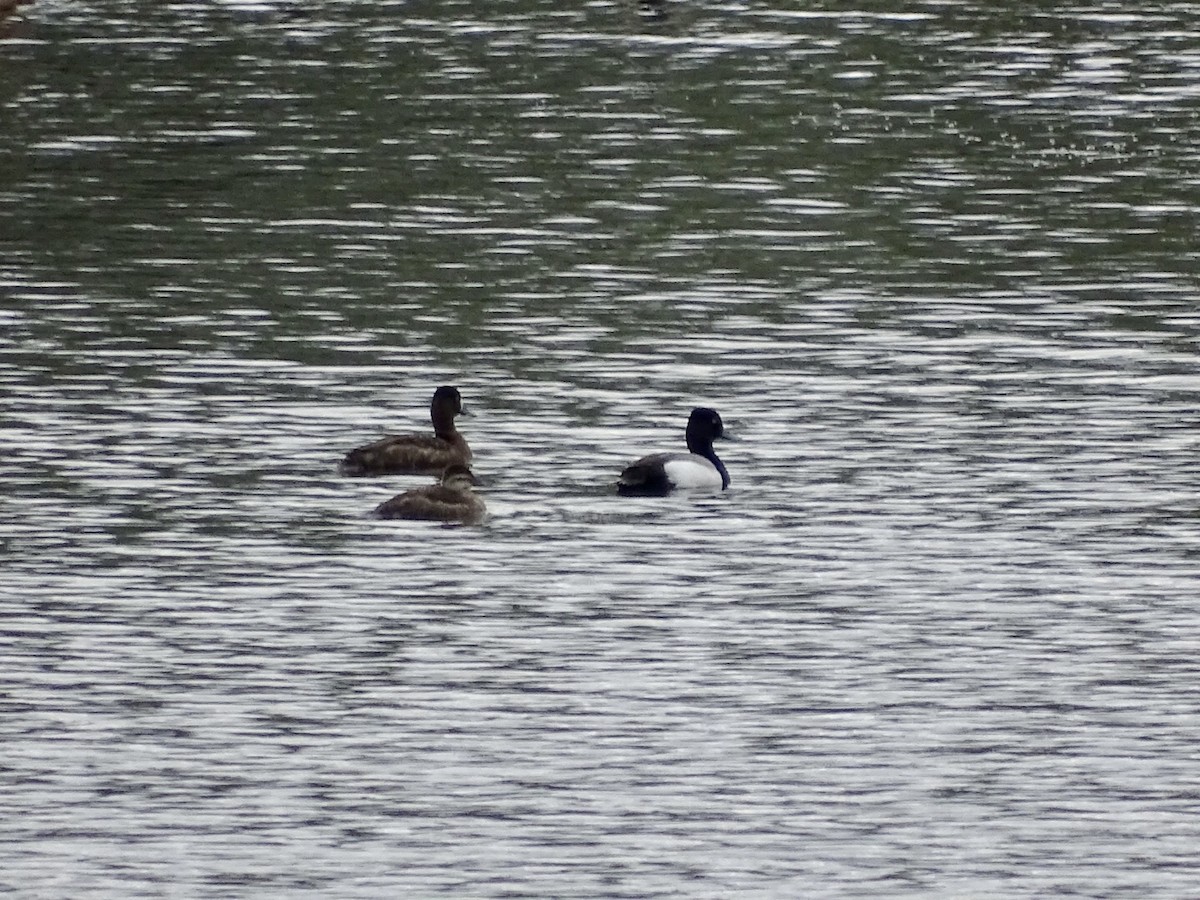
xmin=662 ymin=456 xmax=723 ymax=489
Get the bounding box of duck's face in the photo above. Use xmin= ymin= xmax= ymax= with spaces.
xmin=434 ymin=386 xmax=463 ymax=412
xmin=441 ymin=464 xmax=478 ymax=490
xmin=709 ymin=411 xmax=724 ymax=439
xmin=692 ymin=407 xmax=724 ymax=439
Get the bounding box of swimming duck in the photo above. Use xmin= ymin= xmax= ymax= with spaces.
xmin=617 ymin=407 xmax=730 ymax=496
xmin=340 ymin=385 xmax=471 ymax=476
xmin=373 ymin=464 xmax=486 ymax=524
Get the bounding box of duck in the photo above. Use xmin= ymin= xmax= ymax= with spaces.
xmin=616 ymin=407 xmax=730 ymax=496
xmin=340 ymin=385 xmax=471 ymax=476
xmin=373 ymin=464 xmax=486 ymax=524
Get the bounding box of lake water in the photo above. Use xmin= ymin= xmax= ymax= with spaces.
xmin=3 ymin=2 xmax=1200 ymax=896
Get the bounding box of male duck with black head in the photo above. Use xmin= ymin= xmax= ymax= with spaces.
xmin=616 ymin=407 xmax=731 ymax=496
xmin=340 ymin=385 xmax=471 ymax=476
xmin=374 ymin=464 xmax=486 ymax=525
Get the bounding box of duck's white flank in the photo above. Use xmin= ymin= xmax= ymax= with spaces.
xmin=661 ymin=455 xmax=724 ymax=489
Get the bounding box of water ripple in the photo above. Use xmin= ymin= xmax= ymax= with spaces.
xmin=3 ymin=2 xmax=1200 ymax=896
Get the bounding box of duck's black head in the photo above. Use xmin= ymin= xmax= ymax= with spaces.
xmin=686 ymin=407 xmax=725 ymax=446
xmin=432 ymin=385 xmax=465 ymax=416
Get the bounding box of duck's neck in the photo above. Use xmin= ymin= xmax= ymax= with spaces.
xmin=707 ymin=449 xmax=730 ymax=489
xmin=687 ymin=435 xmax=729 ymax=489
xmin=431 ymin=411 xmax=459 ymax=439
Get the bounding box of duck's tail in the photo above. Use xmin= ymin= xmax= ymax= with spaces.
xmin=616 ymin=463 xmax=671 ymax=497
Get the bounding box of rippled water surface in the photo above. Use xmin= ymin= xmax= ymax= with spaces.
xmin=3 ymin=2 xmax=1200 ymax=896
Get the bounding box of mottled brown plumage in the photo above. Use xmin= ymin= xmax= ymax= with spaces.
xmin=340 ymin=386 xmax=471 ymax=476
xmin=373 ymin=464 xmax=485 ymax=524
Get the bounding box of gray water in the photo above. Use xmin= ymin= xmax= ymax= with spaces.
xmin=3 ymin=2 xmax=1200 ymax=897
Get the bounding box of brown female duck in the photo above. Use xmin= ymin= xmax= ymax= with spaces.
xmin=340 ymin=385 xmax=471 ymax=476
xmin=373 ymin=464 xmax=486 ymax=524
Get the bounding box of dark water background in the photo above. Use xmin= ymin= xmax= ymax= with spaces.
xmin=3 ymin=2 xmax=1200 ymax=896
